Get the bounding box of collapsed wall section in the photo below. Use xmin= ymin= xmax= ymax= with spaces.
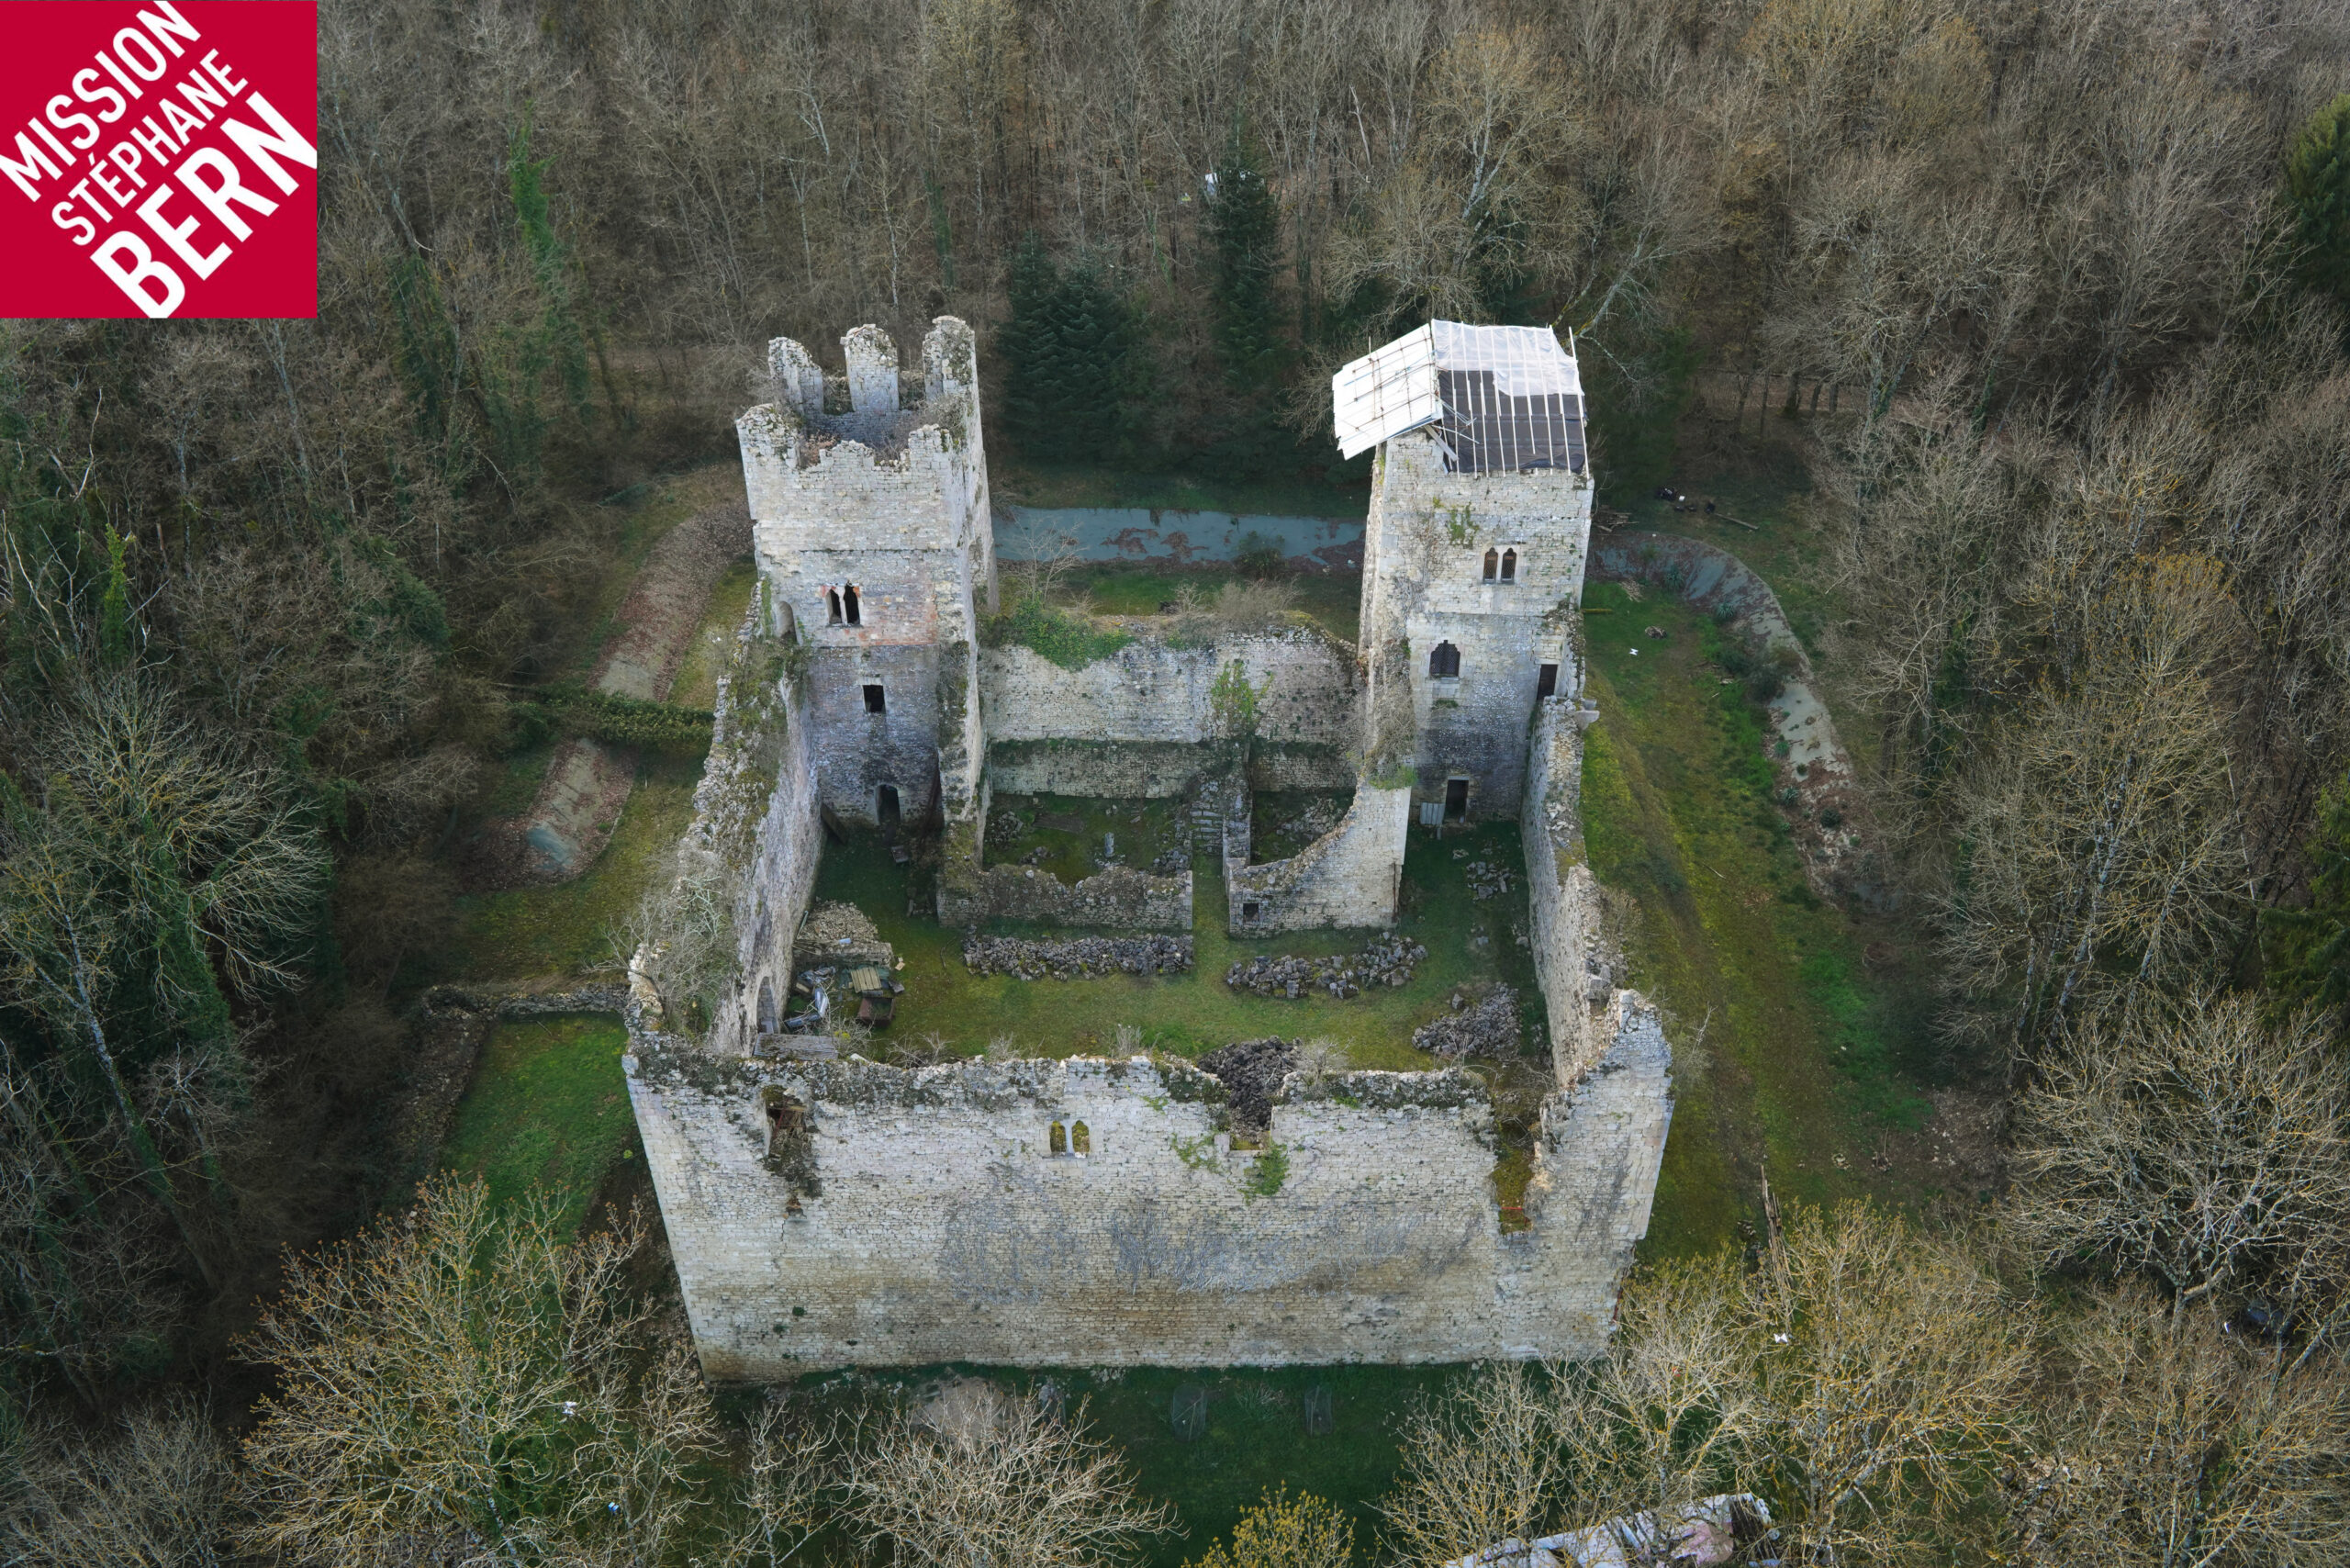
xmin=624 ymin=1042 xmax=1646 ymax=1373
xmin=1227 ymin=781 xmax=1413 ymax=934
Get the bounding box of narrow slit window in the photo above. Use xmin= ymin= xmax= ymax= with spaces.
xmin=1049 ymin=1121 xmax=1068 ymax=1156
xmin=864 ymin=683 xmax=887 ymax=714
xmin=1483 ymin=547 xmax=1499 ymax=581
xmin=1071 ymin=1120 xmax=1091 ymax=1155
xmin=1501 ymin=548 xmax=1516 ymax=581
xmin=1429 ymin=641 xmax=1460 ymax=678
xmin=843 ymin=585 xmax=862 ymax=626
xmin=825 ymin=588 xmax=843 ymax=625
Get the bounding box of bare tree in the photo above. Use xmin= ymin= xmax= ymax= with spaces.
xmin=4 ymin=1395 xmax=231 ymax=1568
xmin=234 ymin=1179 xmax=726 ymax=1568
xmin=838 ymin=1384 xmax=1176 ymax=1568
xmin=2015 ymin=1286 xmax=2350 ymax=1568
xmin=2009 ymin=991 xmax=2350 ymax=1325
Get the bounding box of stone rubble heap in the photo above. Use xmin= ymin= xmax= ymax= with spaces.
xmin=961 ymin=933 xmax=1195 ymax=980
xmin=1413 ymin=987 xmax=1522 ymax=1059
xmin=1224 ymin=935 xmax=1427 ymax=1000
xmin=1198 ymin=1037 xmax=1299 ymax=1134
xmin=1466 ymin=858 xmax=1517 ymax=901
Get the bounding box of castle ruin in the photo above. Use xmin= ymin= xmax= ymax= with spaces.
xmin=625 ymin=318 xmax=1673 ymax=1374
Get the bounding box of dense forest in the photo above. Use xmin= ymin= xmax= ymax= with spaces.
xmin=8 ymin=0 xmax=2350 ymax=1562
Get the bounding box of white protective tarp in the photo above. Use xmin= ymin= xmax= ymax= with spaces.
xmin=1332 ymin=320 xmax=1584 ymax=475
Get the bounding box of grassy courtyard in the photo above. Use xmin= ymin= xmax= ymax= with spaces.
xmin=810 ymin=817 xmax=1538 ymax=1073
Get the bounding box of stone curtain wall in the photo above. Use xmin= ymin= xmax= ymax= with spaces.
xmin=1228 ymin=783 xmax=1414 ymax=934
xmin=979 ymin=629 xmax=1361 ymax=756
xmin=691 ymin=602 xmax=825 ymax=1059
xmin=1522 ymin=697 xmax=1609 ymax=1085
xmin=625 ymin=1045 xmax=1651 ymax=1373
xmin=1531 ymin=995 xmax=1673 ymax=1260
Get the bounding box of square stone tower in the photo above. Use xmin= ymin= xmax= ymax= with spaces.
xmin=736 ymin=319 xmax=996 ymax=835
xmin=1339 ymin=322 xmax=1594 ymax=822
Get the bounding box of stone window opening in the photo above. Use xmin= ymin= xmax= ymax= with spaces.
xmin=1483 ymin=547 xmax=1498 ymax=581
xmin=825 ymin=588 xmax=844 ymax=625
xmin=1445 ymin=777 xmax=1470 ymax=822
xmin=844 ymin=585 xmax=863 ymax=626
xmin=1071 ymin=1120 xmax=1091 ymax=1156
xmin=1538 ymin=663 xmax=1559 ymax=699
xmin=864 ymin=682 xmax=887 ymax=714
xmin=1242 ymin=901 xmax=1262 ymax=924
xmin=1429 ymin=641 xmax=1461 ymax=678
xmin=1501 ymin=548 xmax=1516 ymax=582
xmin=1049 ymin=1121 xmax=1069 ymax=1156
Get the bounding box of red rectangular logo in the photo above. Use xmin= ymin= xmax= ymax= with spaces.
xmin=0 ymin=2 xmax=318 ymax=319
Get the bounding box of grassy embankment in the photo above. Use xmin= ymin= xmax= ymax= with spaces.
xmin=1580 ymin=575 xmax=1946 ymax=1257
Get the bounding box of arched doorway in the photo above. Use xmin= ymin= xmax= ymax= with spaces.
xmin=877 ymin=783 xmax=901 ymax=835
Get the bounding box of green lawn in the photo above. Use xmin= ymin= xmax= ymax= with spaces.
xmin=441 ymin=755 xmax=702 ymax=981
xmin=1578 ymin=578 xmax=1942 ymax=1258
xmin=812 ymin=816 xmax=1539 ymax=1073
xmin=1071 ymin=564 xmax=1362 ymax=645
xmin=438 ymin=1013 xmax=639 ymax=1233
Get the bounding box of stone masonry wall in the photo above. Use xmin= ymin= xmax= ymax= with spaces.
xmin=672 ymin=598 xmax=824 ymax=1059
xmin=1522 ymin=696 xmax=1609 ymax=1084
xmin=979 ymin=629 xmax=1360 ymax=754
xmin=1228 ymin=782 xmax=1414 ymax=934
xmin=625 ymin=1043 xmax=1657 ymax=1372
xmin=937 ymin=861 xmax=1194 ymax=931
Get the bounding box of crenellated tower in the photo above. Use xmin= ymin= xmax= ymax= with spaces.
xmin=735 ymin=319 xmax=996 ymax=846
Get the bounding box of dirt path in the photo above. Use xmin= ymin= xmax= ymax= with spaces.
xmin=484 ymin=494 xmax=751 ymax=885
xmin=1590 ymin=531 xmax=1883 ymax=906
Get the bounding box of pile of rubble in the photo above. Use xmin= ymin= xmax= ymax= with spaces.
xmin=1465 ymin=858 xmax=1516 ymax=900
xmin=1413 ymin=987 xmax=1522 ymax=1059
xmin=1198 ymin=1037 xmax=1298 ymax=1134
xmin=1225 ymin=935 xmax=1426 ymax=1000
xmin=961 ymin=934 xmax=1194 ymax=980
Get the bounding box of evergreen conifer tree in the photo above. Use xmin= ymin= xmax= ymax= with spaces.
xmin=1203 ymin=128 xmax=1289 ymax=470
xmin=2287 ymin=94 xmax=2350 ymax=310
xmin=1205 ymin=129 xmax=1286 ymax=398
xmin=999 ymin=235 xmax=1140 ymax=462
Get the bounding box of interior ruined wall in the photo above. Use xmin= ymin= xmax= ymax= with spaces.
xmin=979 ymin=631 xmax=1360 ymax=754
xmin=1227 ymin=782 xmax=1413 ymax=934
xmin=1360 ymin=432 xmax=1591 ymax=820
xmin=625 ymin=1045 xmax=1657 ymax=1373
